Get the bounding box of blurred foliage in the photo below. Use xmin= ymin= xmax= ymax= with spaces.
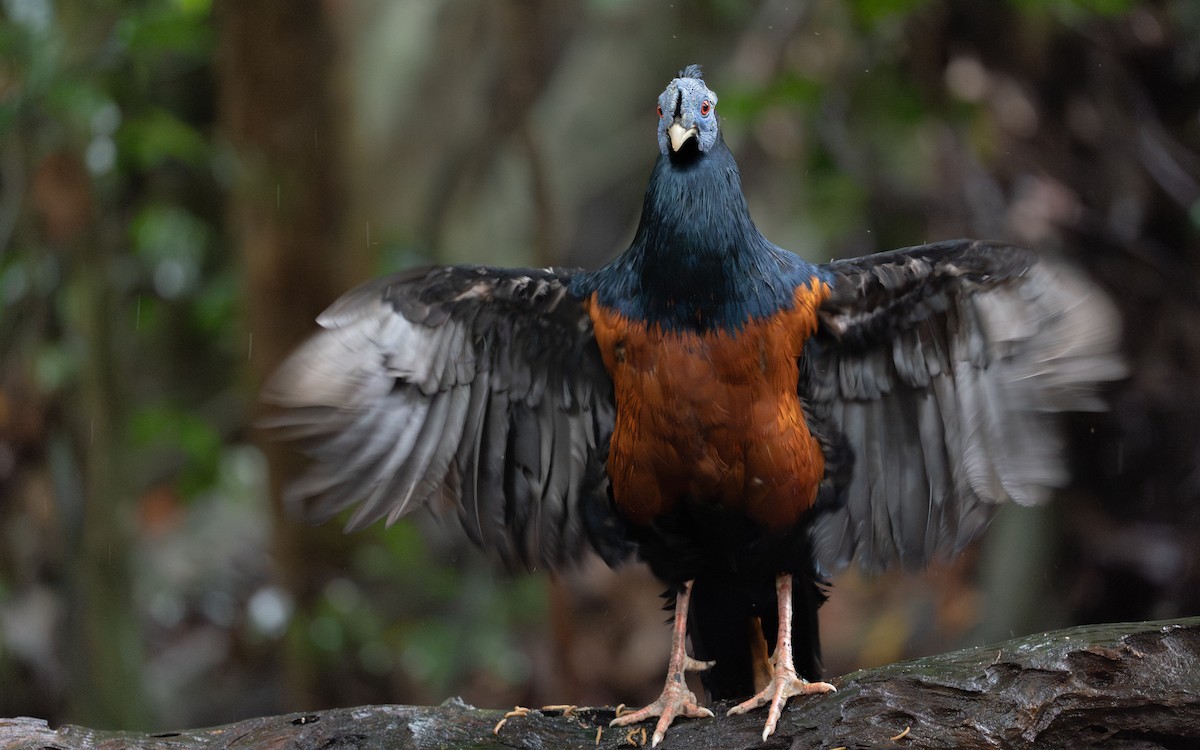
xmin=0 ymin=0 xmax=247 ymax=729
xmin=0 ymin=0 xmax=1197 ymax=734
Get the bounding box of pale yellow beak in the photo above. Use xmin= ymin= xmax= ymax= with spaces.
xmin=668 ymin=121 xmax=698 ymax=152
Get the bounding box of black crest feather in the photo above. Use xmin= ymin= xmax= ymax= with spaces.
xmin=678 ymin=63 xmax=704 ymax=80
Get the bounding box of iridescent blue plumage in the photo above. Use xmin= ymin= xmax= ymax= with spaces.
xmin=571 ymin=69 xmax=831 ymax=334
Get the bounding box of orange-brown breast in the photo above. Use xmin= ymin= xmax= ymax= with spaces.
xmin=587 ymin=282 xmax=831 ymax=532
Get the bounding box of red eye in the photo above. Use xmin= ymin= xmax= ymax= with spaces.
xmin=700 ymin=100 xmax=712 ymax=116
xmin=657 ymin=105 xmax=663 ymax=118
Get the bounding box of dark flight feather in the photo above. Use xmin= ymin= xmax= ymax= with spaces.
xmin=805 ymin=240 xmax=1125 ymax=572
xmin=264 ymin=265 xmax=632 ymax=570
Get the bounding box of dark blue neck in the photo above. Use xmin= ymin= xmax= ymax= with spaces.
xmin=573 ymin=137 xmax=827 ymax=333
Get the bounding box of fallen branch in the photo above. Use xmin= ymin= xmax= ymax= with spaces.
xmin=3 ymin=618 xmax=1199 ymax=749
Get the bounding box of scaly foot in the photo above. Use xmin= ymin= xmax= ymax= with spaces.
xmin=610 ymin=660 xmax=714 ymax=746
xmin=726 ymin=573 xmax=836 ymax=740
xmin=726 ymin=662 xmax=835 ymax=740
xmin=610 ymin=580 xmax=714 ymax=746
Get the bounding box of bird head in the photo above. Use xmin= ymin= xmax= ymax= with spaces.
xmin=656 ymin=64 xmax=719 ymax=158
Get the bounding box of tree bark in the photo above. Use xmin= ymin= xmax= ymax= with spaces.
xmin=215 ymin=0 xmax=367 ymax=710
xmin=4 ymin=617 xmax=1198 ymax=749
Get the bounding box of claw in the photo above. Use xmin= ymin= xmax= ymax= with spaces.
xmin=727 ymin=670 xmax=835 ymax=740
xmin=611 ymin=687 xmax=713 ymax=746
xmin=726 ymin=574 xmax=837 ymax=739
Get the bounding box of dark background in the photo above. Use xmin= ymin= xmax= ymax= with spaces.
xmin=1 ymin=0 xmax=1198 ymax=732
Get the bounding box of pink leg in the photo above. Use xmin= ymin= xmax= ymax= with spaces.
xmin=610 ymin=580 xmax=714 ymax=747
xmin=727 ymin=573 xmax=836 ymax=740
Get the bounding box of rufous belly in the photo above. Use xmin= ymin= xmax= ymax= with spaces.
xmin=588 ymin=282 xmax=830 ymax=531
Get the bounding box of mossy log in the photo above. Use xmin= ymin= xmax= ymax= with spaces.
xmin=3 ymin=618 xmax=1198 ymax=750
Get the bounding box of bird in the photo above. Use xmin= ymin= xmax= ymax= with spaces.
xmin=264 ymin=65 xmax=1126 ymax=745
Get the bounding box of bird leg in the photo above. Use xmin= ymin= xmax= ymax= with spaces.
xmin=610 ymin=579 xmax=714 ymax=746
xmin=726 ymin=573 xmax=836 ymax=740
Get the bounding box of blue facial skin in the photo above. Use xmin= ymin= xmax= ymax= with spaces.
xmin=656 ymin=74 xmax=720 ymax=156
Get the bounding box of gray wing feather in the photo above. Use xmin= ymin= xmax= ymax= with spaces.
xmin=265 ymin=265 xmax=629 ymax=569
xmin=807 ymin=240 xmax=1125 ymax=572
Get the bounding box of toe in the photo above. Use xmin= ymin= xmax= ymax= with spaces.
xmin=609 ymin=708 xmax=649 ymax=729
xmin=802 ymin=680 xmax=837 ymax=695
xmin=726 ymin=692 xmax=767 ymax=716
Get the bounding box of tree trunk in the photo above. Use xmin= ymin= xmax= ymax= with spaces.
xmin=64 ymin=163 xmax=151 ymax=730
xmin=5 ymin=618 xmax=1198 ymax=749
xmin=215 ymin=0 xmax=367 ymax=710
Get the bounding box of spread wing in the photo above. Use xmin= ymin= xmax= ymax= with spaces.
xmin=264 ymin=265 xmax=629 ymax=569
xmin=804 ymin=240 xmax=1125 ymax=572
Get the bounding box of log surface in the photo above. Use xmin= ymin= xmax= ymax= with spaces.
xmin=3 ymin=618 xmax=1199 ymax=750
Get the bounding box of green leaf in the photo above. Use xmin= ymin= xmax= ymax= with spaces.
xmin=130 ymin=204 xmax=209 ymax=299
xmin=116 ymin=7 xmax=214 ymax=58
xmin=851 ymin=0 xmax=933 ymax=27
xmin=1010 ymin=0 xmax=1134 ymax=22
xmin=189 ymin=270 xmax=237 ymax=334
xmin=721 ymin=75 xmax=824 ymax=121
xmin=33 ymin=343 xmax=79 ymax=392
xmin=119 ymin=108 xmax=210 ymax=169
xmin=129 ymin=404 xmax=222 ymax=497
